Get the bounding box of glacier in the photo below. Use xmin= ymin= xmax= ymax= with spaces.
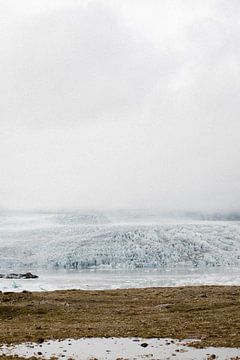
xmin=0 ymin=212 xmax=240 ymax=271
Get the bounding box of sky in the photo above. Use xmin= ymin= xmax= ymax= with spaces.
xmin=0 ymin=0 xmax=240 ymax=213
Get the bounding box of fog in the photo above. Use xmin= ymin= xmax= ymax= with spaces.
xmin=0 ymin=0 xmax=239 ymax=213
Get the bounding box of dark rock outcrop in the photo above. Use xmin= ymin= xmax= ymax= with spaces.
xmin=2 ymin=272 xmax=39 ymax=279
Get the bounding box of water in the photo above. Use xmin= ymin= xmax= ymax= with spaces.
xmin=1 ymin=338 xmax=240 ymax=359
xmin=1 ymin=267 xmax=240 ymax=292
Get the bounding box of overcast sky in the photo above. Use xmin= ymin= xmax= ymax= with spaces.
xmin=0 ymin=0 xmax=239 ymax=213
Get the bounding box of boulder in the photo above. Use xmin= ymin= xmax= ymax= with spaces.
xmin=5 ymin=272 xmax=39 ymax=279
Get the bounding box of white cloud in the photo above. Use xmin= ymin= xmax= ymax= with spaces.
xmin=0 ymin=0 xmax=239 ymax=212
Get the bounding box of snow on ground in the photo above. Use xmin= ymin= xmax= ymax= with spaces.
xmin=1 ymin=338 xmax=240 ymax=360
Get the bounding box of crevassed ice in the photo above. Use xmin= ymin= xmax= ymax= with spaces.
xmin=0 ymin=213 xmax=239 ymax=270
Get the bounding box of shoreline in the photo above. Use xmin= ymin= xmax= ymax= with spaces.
xmin=0 ymin=285 xmax=240 ymax=348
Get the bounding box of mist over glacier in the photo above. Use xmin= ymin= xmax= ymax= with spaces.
xmin=0 ymin=1 xmax=240 ymax=291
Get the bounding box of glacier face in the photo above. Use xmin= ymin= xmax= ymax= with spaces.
xmin=0 ymin=212 xmax=240 ymax=270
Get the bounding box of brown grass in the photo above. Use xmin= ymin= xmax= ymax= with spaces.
xmin=0 ymin=286 xmax=240 ymax=349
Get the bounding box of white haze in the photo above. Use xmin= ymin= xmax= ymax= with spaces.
xmin=0 ymin=0 xmax=240 ymax=213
